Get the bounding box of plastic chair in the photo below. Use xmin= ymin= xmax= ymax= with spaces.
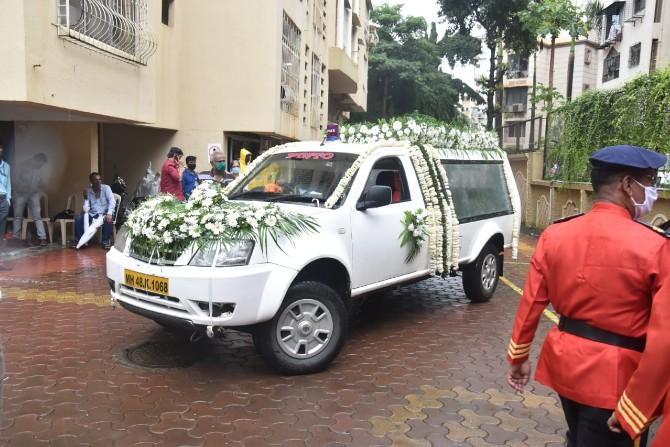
xmin=21 ymin=192 xmax=53 ymax=244
xmin=55 ymin=193 xmax=82 ymax=246
xmin=95 ymin=193 xmax=122 ymax=243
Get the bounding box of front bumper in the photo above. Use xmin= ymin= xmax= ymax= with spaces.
xmin=106 ymin=248 xmax=297 ymax=327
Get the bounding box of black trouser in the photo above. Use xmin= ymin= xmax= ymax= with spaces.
xmin=0 ymin=196 xmax=8 ymax=239
xmin=560 ymin=396 xmax=648 ymax=447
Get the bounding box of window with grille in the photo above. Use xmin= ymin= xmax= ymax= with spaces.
xmin=629 ymin=43 xmax=641 ymax=67
xmin=603 ymin=49 xmax=620 ymax=82
xmin=281 ymin=12 xmax=301 ymax=116
xmin=504 ymin=87 xmax=528 ymax=112
xmin=311 ymin=54 xmax=321 ymax=129
xmin=507 ymin=54 xmax=529 ymax=79
xmin=57 ymin=0 xmax=156 ymax=64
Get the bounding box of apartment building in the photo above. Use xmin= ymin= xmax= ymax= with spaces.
xmin=327 ymin=0 xmax=375 ymax=121
xmin=0 ymin=0 xmax=372 ymax=220
xmin=500 ymin=0 xmax=670 ymax=151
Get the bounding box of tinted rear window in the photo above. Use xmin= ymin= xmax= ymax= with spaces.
xmin=441 ymin=161 xmax=513 ymax=223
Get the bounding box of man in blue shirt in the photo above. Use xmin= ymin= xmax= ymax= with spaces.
xmin=182 ymin=155 xmax=199 ymax=199
xmin=0 ymin=142 xmax=10 ymax=247
xmin=75 ymin=172 xmax=116 ymax=249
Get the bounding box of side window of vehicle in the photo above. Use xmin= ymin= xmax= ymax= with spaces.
xmin=362 ymin=157 xmax=411 ymax=204
xmin=441 ymin=160 xmax=513 ymax=223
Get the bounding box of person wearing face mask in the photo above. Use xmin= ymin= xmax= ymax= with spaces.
xmin=160 ymin=147 xmax=185 ymax=201
xmin=182 ymin=155 xmax=199 ymax=199
xmin=505 ymin=145 xmax=669 ymax=447
xmin=231 ymin=159 xmax=241 ymax=178
xmin=209 ymin=152 xmax=234 ymax=185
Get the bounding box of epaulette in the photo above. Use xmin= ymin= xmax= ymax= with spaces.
xmin=635 ymin=220 xmax=670 ymax=239
xmin=552 ymin=213 xmax=584 ymax=224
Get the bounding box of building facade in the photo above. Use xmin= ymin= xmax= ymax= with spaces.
xmin=500 ymin=0 xmax=670 ymax=152
xmin=0 ymin=0 xmax=372 ymax=227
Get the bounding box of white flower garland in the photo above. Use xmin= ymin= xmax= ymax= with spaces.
xmin=322 ymin=139 xmax=460 ymax=276
xmin=501 ymin=154 xmax=521 ymax=260
xmin=341 ymin=118 xmax=499 ymax=153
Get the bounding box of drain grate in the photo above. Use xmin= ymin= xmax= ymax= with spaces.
xmin=123 ymin=341 xmax=202 ymax=369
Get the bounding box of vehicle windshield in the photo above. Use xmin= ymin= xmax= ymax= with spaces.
xmin=227 ymin=151 xmax=358 ymax=205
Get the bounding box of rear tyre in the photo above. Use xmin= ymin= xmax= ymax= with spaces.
xmin=253 ymin=281 xmax=348 ymax=375
xmin=462 ymin=243 xmax=500 ymax=303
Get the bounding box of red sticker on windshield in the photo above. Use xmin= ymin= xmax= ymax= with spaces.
xmin=287 ymin=152 xmax=335 ymax=160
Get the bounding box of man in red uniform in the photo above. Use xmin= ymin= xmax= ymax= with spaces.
xmin=506 ymin=145 xmax=669 ymax=446
xmin=160 ymin=147 xmax=185 ymax=201
xmin=608 ymin=263 xmax=670 ymax=444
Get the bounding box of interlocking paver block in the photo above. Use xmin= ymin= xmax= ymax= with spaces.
xmin=443 ymin=420 xmax=487 ymax=443
xmin=457 ymin=409 xmax=500 ymax=429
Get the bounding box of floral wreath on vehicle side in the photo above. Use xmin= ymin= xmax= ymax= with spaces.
xmin=321 ymin=139 xmax=460 ymax=276
xmin=337 ymin=117 xmax=521 ymax=261
xmin=399 ymin=209 xmax=429 ymax=263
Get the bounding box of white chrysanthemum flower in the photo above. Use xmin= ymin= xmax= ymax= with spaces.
xmin=393 ymin=121 xmax=402 ymax=131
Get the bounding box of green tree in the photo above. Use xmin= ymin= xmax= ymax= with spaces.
xmin=357 ymin=4 xmax=482 ymax=122
xmin=437 ymin=0 xmax=536 ymax=130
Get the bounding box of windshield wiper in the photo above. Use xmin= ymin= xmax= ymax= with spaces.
xmin=228 ymin=191 xmax=274 ymax=200
xmin=266 ymin=194 xmax=320 ymax=203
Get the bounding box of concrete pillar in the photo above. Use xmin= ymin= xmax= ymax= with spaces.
xmin=336 ymin=0 xmax=344 ymax=49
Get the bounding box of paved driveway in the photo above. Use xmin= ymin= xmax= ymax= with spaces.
xmin=0 ymin=235 xmax=569 ymax=446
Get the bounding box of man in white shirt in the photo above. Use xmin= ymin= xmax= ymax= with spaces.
xmin=11 ymin=153 xmax=48 ymax=246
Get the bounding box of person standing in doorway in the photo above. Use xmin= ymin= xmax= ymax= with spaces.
xmin=505 ymin=145 xmax=670 ymax=447
xmin=0 ymin=142 xmax=11 ymax=248
xmin=182 ymin=155 xmax=199 ymax=199
xmin=12 ymin=153 xmax=48 ymax=246
xmin=160 ymin=147 xmax=185 ymax=201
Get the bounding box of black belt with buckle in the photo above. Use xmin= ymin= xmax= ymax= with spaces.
xmin=558 ymin=316 xmax=646 ymax=353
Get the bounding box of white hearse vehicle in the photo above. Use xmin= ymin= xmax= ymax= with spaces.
xmin=107 ymin=140 xmax=520 ymax=374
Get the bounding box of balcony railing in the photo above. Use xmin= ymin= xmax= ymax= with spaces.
xmin=57 ymin=0 xmax=157 ymax=65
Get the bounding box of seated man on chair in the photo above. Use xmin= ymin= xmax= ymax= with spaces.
xmin=75 ymin=172 xmax=116 ymax=249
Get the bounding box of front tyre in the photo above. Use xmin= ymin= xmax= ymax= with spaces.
xmin=462 ymin=243 xmax=500 ymax=303
xmin=253 ymin=281 xmax=348 ymax=375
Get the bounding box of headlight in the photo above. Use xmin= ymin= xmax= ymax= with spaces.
xmin=114 ymin=227 xmax=129 ymax=252
xmin=189 ymin=240 xmax=255 ymax=267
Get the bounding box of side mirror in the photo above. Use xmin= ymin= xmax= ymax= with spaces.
xmin=356 ymin=185 xmax=392 ymax=211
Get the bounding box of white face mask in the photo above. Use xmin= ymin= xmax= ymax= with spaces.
xmin=631 ymin=179 xmax=658 ymax=219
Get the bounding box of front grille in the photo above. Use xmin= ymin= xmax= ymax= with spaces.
xmin=129 ymin=242 xmax=184 ymax=265
xmin=119 ymin=285 xmax=188 ymax=313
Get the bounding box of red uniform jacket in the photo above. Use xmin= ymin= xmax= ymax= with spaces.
xmin=615 ymin=268 xmax=670 ymax=440
xmin=508 ymin=202 xmax=670 ymax=411
xmin=160 ymin=159 xmax=185 ymax=201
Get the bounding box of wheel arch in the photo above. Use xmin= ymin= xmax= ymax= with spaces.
xmin=461 ymin=221 xmax=506 ymax=266
xmin=291 ymin=257 xmax=352 ymax=302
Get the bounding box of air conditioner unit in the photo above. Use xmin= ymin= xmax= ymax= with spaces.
xmin=512 ymin=103 xmax=524 ymax=112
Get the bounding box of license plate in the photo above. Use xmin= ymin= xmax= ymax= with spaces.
xmin=124 ymin=269 xmax=169 ymax=295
